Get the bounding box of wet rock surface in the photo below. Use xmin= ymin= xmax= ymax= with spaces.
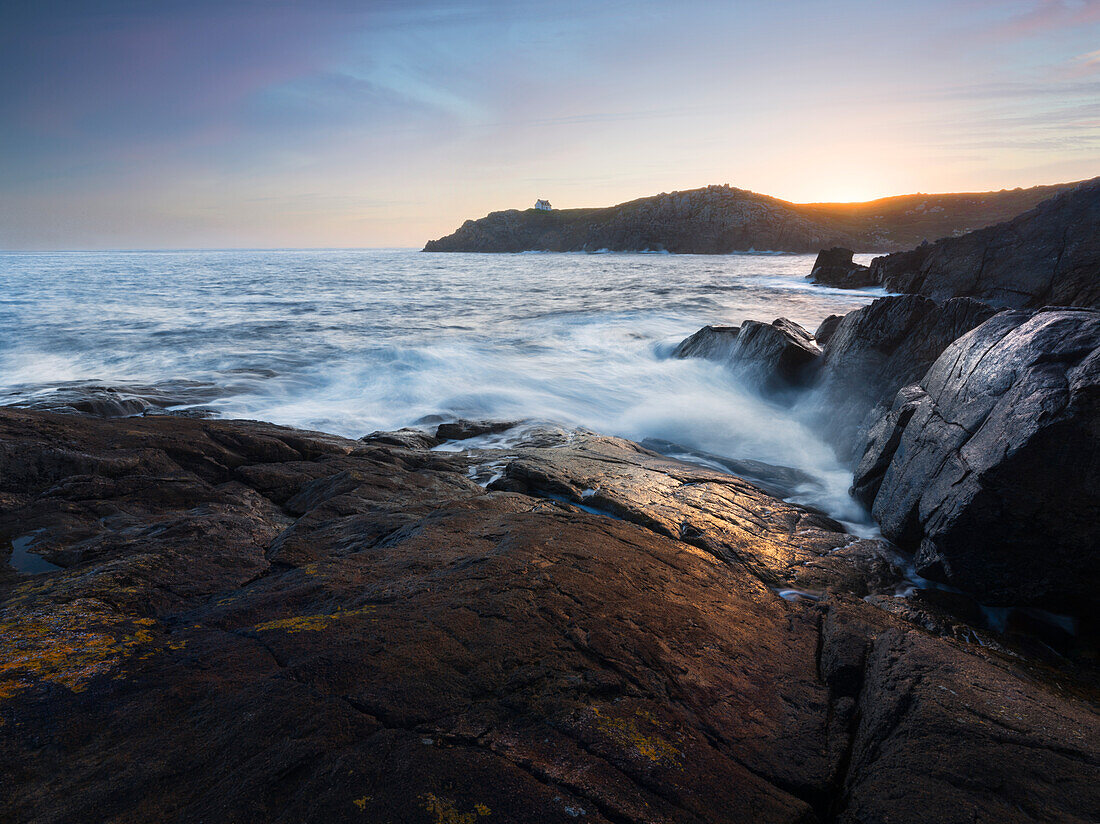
xmin=435 ymin=419 xmax=522 ymax=442
xmin=674 ymin=317 xmax=821 ymax=395
xmin=671 ymin=324 xmax=741 ymax=360
xmin=852 ymin=308 xmax=1100 ymax=616
xmin=811 ymin=295 xmax=997 ymax=461
xmin=5 ymin=380 xmax=228 ymax=419
xmin=1 ymin=409 xmax=1097 ymax=823
xmin=672 ymin=296 xmax=995 ymax=460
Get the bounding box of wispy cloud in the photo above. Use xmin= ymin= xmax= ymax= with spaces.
xmin=994 ymin=0 xmax=1100 ymax=37
xmin=1065 ymin=47 xmax=1100 ymax=76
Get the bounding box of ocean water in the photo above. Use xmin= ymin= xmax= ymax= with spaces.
xmin=0 ymin=248 xmax=883 ymax=526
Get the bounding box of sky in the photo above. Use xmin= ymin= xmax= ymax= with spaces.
xmin=2 ymin=0 xmax=1099 ymax=249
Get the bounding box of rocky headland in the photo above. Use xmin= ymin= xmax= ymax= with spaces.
xmin=423 ymin=182 xmax=1077 ymax=255
xmin=810 ymin=177 xmax=1100 ymax=308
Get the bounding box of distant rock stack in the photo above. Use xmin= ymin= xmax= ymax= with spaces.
xmin=807 ymin=247 xmax=875 ymax=288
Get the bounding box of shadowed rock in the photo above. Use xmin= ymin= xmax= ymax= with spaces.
xmin=360 ymin=427 xmax=441 ymax=449
xmin=866 ymin=177 xmax=1100 ymax=308
xmin=813 ymin=314 xmax=844 ymax=347
xmin=674 ymin=318 xmax=821 ymax=394
xmin=8 ymin=380 xmax=230 ymax=419
xmin=852 ymin=308 xmax=1100 ymax=614
xmin=671 ymin=324 xmax=741 ymax=359
xmin=435 ymin=419 xmax=520 ymax=441
xmin=808 ymin=248 xmax=874 ymax=288
xmin=811 ymin=295 xmax=997 ymax=462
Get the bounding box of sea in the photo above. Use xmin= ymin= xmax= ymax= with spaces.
xmin=0 ymin=249 xmax=884 ymax=527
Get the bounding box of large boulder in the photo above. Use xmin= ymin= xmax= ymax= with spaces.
xmin=852 ymin=308 xmax=1100 ymax=614
xmin=867 ymin=176 xmax=1100 ymax=308
xmin=810 ymin=295 xmax=997 ymax=462
xmin=670 ymin=324 xmax=741 ymax=359
xmin=807 ymin=247 xmax=875 ymax=288
xmin=674 ymin=318 xmax=821 ymax=393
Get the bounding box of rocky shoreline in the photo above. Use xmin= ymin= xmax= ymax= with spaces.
xmin=673 ymin=178 xmax=1100 ymax=623
xmin=2 ymin=409 xmax=1098 ymax=823
xmin=3 ymin=182 xmax=1100 ymax=822
xmin=809 ymin=177 xmax=1100 ymax=309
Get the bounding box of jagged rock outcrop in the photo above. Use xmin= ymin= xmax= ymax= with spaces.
xmin=2 ymin=409 xmax=1097 ymax=822
xmin=865 ymin=177 xmax=1100 ymax=308
xmin=810 ymin=296 xmax=998 ymax=461
xmin=424 ymin=182 xmax=1076 ymax=254
xmin=807 ymin=247 xmax=875 ymax=288
xmin=674 ymin=318 xmax=821 ymax=394
xmin=673 ymin=296 xmax=996 ymax=459
xmin=852 ymin=308 xmax=1100 ymax=614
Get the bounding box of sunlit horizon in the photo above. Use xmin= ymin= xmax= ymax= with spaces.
xmin=3 ymin=1 xmax=1099 ymax=250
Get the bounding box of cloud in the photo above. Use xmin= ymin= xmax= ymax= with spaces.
xmin=994 ymin=0 xmax=1100 ymax=37
xmin=1065 ymin=47 xmax=1100 ymax=76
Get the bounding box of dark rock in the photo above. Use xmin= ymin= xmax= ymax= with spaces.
xmin=671 ymin=324 xmax=740 ymax=359
xmin=811 ymin=295 xmax=997 ymax=461
xmin=674 ymin=318 xmax=821 ymax=393
xmin=10 ymin=380 xmax=229 ymax=419
xmin=359 ymin=428 xmax=441 ymax=449
xmin=808 ymin=247 xmax=875 ymax=288
xmin=0 ymin=409 xmax=1096 ymax=822
xmin=867 ymin=176 xmax=1100 ymax=308
xmin=738 ymin=319 xmax=821 ymax=384
xmin=20 ymin=388 xmax=152 ymax=418
xmin=434 ymin=419 xmax=520 ymax=441
xmin=835 ymin=604 xmax=1100 ymax=824
xmin=849 ymin=385 xmax=925 ymax=505
xmin=813 ymin=314 xmax=843 ymax=347
xmin=853 ymin=308 xmax=1100 ymax=614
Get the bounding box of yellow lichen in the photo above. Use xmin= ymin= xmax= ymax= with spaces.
xmin=251 ymin=614 xmax=331 ymax=633
xmin=352 ymin=796 xmax=370 ymax=811
xmin=420 ymin=794 xmax=491 ymax=824
xmin=592 ymin=706 xmax=682 ymax=767
xmin=0 ymin=600 xmax=158 ymax=701
xmin=251 ymin=605 xmax=376 ymax=634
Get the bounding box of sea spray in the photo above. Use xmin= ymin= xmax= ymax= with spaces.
xmin=1 ymin=248 xmax=881 ymax=524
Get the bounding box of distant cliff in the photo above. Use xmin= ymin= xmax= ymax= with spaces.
xmin=423 ymin=182 xmax=1077 ymax=254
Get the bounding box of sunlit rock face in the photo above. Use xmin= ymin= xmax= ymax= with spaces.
xmin=854 ymin=308 xmax=1100 ymax=615
xmin=1 ymin=409 xmax=1097 ymax=823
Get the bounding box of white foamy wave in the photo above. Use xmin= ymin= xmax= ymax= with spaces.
xmin=1 ymin=248 xmax=881 ymax=524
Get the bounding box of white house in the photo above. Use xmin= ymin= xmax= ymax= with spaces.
xmin=534 ymin=199 xmax=552 ymax=211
